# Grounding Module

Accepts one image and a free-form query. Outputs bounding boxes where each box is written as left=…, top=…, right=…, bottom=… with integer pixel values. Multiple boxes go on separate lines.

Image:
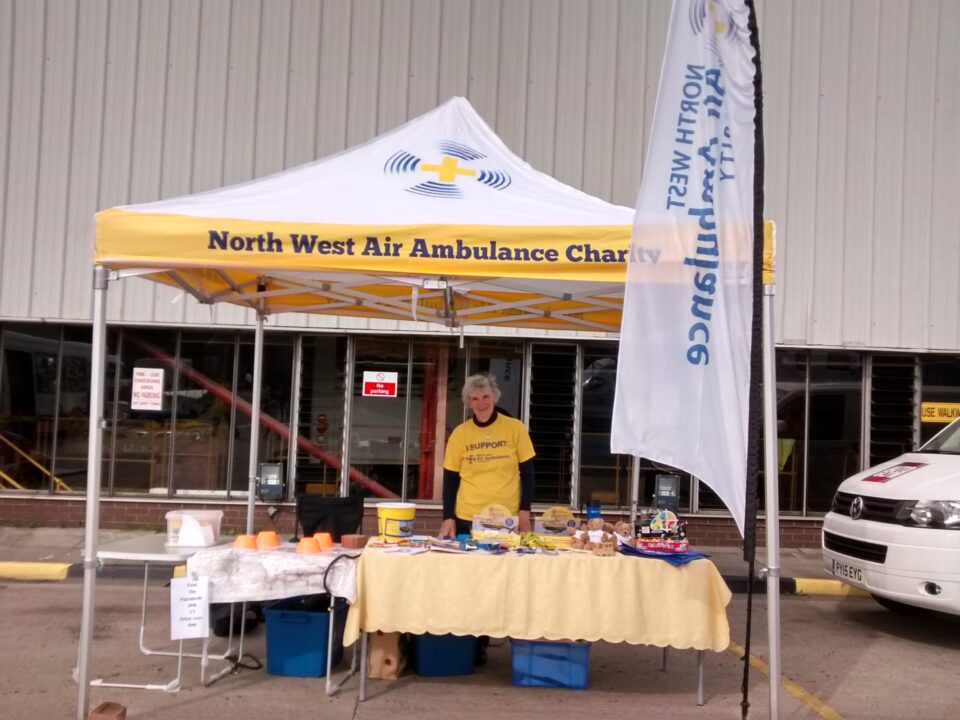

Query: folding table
left=345, top=547, right=733, bottom=703
left=186, top=543, right=360, bottom=694
left=88, top=534, right=234, bottom=693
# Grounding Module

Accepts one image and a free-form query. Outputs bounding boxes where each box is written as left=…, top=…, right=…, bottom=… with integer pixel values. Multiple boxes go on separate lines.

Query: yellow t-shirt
left=443, top=413, right=536, bottom=521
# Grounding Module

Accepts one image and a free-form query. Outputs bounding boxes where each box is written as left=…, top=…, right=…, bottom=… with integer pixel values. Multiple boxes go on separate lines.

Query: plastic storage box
left=264, top=596, right=346, bottom=677
left=165, top=509, right=223, bottom=546
left=510, top=640, right=590, bottom=689
left=413, top=633, right=477, bottom=676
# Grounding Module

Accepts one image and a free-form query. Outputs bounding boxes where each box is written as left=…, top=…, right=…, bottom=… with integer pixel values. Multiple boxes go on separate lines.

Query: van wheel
left=871, top=594, right=923, bottom=615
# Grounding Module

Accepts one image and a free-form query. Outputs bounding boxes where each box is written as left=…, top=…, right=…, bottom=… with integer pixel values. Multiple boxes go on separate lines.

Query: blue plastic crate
left=413, top=633, right=477, bottom=676
left=264, top=596, right=345, bottom=677
left=510, top=640, right=590, bottom=689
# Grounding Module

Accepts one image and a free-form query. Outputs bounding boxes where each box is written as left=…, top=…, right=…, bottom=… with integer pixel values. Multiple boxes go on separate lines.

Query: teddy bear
left=571, top=517, right=616, bottom=556
left=612, top=521, right=635, bottom=548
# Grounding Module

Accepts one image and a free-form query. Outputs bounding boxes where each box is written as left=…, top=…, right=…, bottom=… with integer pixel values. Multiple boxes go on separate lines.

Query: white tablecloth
left=187, top=545, right=359, bottom=603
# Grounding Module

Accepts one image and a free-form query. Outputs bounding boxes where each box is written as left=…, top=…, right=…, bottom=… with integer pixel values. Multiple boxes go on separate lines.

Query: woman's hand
left=439, top=518, right=457, bottom=539
left=518, top=510, right=532, bottom=533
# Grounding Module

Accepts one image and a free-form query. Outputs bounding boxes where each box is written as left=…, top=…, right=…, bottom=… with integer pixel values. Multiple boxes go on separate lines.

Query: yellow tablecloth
left=344, top=548, right=732, bottom=652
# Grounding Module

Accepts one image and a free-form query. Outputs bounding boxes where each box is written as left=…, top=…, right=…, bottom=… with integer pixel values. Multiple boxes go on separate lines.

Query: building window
left=579, top=345, right=631, bottom=508
left=806, top=351, right=862, bottom=512
left=775, top=350, right=808, bottom=513
left=110, top=328, right=178, bottom=495
left=232, top=333, right=295, bottom=495
left=528, top=343, right=577, bottom=505
left=919, top=356, right=960, bottom=445
left=0, top=323, right=81, bottom=493
left=295, top=335, right=348, bottom=496
left=349, top=336, right=413, bottom=499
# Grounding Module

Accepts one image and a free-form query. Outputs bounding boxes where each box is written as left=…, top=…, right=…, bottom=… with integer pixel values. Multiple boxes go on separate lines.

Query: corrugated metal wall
left=0, top=0, right=958, bottom=350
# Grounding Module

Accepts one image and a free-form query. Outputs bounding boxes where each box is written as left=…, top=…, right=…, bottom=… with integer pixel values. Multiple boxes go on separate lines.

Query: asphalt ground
left=6, top=526, right=960, bottom=720
left=3, top=576, right=959, bottom=720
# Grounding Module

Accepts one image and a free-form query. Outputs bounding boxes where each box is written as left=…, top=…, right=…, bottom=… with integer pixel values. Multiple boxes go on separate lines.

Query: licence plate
left=831, top=558, right=864, bottom=583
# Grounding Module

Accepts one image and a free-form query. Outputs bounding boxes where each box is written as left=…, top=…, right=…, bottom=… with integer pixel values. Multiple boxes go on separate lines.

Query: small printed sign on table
left=170, top=576, right=210, bottom=640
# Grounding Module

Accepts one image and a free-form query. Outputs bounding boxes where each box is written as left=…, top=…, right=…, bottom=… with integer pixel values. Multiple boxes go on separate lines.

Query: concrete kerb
left=0, top=561, right=72, bottom=581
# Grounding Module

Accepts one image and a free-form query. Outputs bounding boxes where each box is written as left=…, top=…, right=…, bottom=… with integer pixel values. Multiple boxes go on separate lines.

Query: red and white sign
left=863, top=462, right=927, bottom=483
left=362, top=371, right=398, bottom=397
left=131, top=367, right=165, bottom=411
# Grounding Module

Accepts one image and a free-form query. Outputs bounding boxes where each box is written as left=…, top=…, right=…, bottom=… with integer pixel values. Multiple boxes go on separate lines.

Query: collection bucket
left=377, top=502, right=416, bottom=542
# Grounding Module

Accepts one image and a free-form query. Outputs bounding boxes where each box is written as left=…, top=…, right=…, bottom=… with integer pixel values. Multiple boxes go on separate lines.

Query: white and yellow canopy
left=96, top=97, right=639, bottom=332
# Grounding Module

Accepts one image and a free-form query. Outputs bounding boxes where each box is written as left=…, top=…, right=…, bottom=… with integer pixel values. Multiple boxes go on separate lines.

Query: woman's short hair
left=462, top=373, right=501, bottom=406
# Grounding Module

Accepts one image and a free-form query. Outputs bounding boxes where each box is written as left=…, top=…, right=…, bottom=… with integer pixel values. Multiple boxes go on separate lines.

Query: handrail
left=0, top=467, right=27, bottom=490
left=0, top=432, right=72, bottom=491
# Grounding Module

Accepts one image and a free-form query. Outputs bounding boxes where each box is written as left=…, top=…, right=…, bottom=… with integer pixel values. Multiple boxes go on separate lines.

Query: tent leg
left=630, top=455, right=640, bottom=527
left=246, top=305, right=265, bottom=534
left=762, top=285, right=782, bottom=718
left=76, top=265, right=110, bottom=720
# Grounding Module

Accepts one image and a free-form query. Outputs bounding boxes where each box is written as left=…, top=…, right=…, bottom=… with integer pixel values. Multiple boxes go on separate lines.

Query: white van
left=822, top=418, right=960, bottom=615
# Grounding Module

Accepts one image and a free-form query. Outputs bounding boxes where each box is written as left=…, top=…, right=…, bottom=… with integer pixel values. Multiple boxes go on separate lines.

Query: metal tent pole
left=630, top=456, right=640, bottom=527
left=762, top=284, right=782, bottom=718
left=76, top=265, right=110, bottom=720
left=246, top=303, right=265, bottom=534
left=340, top=337, right=355, bottom=497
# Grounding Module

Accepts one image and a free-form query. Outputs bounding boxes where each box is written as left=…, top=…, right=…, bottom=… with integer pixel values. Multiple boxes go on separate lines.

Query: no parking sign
left=362, top=371, right=398, bottom=397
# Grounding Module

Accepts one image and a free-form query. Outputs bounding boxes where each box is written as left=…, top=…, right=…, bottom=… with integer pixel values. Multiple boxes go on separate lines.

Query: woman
left=439, top=374, right=536, bottom=538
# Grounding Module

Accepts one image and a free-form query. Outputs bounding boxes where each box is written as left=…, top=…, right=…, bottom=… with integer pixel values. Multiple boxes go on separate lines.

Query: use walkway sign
left=921, top=402, right=960, bottom=423
left=363, top=371, right=398, bottom=397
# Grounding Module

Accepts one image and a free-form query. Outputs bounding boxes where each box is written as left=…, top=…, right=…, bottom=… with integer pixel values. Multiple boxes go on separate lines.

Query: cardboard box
left=89, top=702, right=127, bottom=720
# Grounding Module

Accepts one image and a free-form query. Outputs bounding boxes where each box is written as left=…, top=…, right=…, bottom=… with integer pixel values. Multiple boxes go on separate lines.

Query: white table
left=187, top=543, right=361, bottom=694
left=91, top=534, right=234, bottom=693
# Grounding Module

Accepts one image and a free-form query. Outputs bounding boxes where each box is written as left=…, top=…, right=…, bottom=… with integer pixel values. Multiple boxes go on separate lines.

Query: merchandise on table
left=622, top=508, right=691, bottom=554
left=570, top=517, right=617, bottom=556
left=165, top=509, right=223, bottom=547
left=471, top=503, right=521, bottom=545
left=341, top=533, right=370, bottom=549
left=535, top=506, right=578, bottom=535
left=233, top=534, right=256, bottom=549
left=376, top=502, right=417, bottom=542
left=634, top=538, right=689, bottom=553
left=648, top=509, right=681, bottom=534
left=296, top=536, right=321, bottom=554
left=313, top=532, right=334, bottom=551
left=528, top=506, right=578, bottom=548
left=520, top=532, right=572, bottom=550
left=256, top=530, right=280, bottom=549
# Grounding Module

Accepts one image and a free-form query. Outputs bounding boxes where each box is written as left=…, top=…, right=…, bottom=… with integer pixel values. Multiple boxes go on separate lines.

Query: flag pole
left=743, top=2, right=778, bottom=717
left=762, top=245, right=782, bottom=718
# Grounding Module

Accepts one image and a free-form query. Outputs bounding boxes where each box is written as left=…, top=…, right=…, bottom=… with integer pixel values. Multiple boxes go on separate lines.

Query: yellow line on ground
left=0, top=561, right=71, bottom=581
left=795, top=578, right=870, bottom=597
left=728, top=641, right=844, bottom=720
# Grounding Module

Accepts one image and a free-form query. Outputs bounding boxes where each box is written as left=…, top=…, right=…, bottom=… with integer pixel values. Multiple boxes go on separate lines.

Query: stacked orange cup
left=256, top=530, right=279, bottom=550
left=313, top=532, right=334, bottom=551
left=233, top=534, right=256, bottom=549
left=296, top=536, right=321, bottom=554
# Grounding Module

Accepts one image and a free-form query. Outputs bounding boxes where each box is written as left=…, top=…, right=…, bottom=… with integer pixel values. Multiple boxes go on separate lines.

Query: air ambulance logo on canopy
left=384, top=140, right=512, bottom=199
